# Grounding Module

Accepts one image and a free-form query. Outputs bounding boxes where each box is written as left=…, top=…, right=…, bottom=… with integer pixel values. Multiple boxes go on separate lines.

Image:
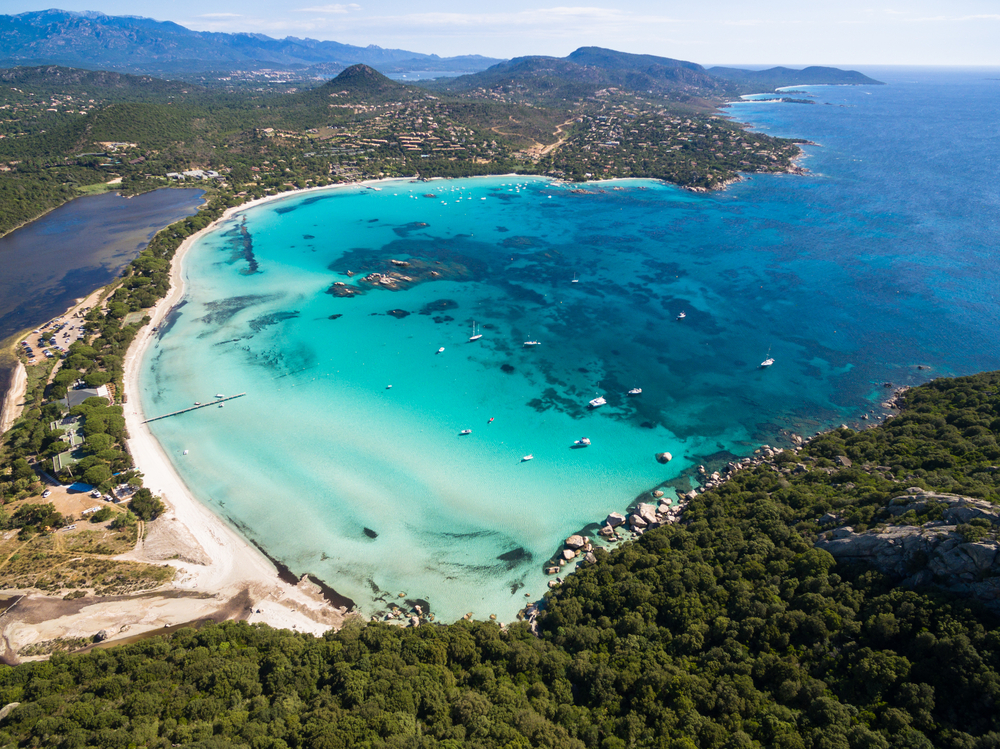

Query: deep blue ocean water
left=140, top=68, right=1000, bottom=621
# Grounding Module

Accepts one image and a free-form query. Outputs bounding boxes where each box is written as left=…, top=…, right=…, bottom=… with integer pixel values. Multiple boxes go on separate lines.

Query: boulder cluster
left=815, top=492, right=1000, bottom=610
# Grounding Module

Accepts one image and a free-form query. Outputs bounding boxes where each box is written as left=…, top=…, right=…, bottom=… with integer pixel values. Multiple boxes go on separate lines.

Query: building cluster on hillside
left=0, top=90, right=101, bottom=138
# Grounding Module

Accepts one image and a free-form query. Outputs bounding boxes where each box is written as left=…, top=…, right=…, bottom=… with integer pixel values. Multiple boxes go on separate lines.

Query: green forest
left=3, top=372, right=1000, bottom=748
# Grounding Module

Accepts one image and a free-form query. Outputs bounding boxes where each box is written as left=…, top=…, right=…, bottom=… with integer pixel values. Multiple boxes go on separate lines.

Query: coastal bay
left=137, top=71, right=1000, bottom=623
left=6, top=68, right=1000, bottom=645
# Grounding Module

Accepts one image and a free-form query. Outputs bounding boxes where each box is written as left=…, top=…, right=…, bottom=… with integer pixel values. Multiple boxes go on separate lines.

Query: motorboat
left=437, top=347, right=445, bottom=353
left=676, top=311, right=686, bottom=320
left=216, top=393, right=224, bottom=398
left=459, top=429, right=472, bottom=435
left=521, top=454, right=534, bottom=462
left=573, top=437, right=591, bottom=447
left=588, top=396, right=607, bottom=408
left=386, top=385, right=393, bottom=389
left=627, top=388, right=642, bottom=396
left=760, top=358, right=775, bottom=368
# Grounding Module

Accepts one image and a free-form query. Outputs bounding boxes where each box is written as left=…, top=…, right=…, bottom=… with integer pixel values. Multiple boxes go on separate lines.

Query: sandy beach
left=1, top=185, right=371, bottom=659
left=118, top=193, right=356, bottom=629
left=0, top=361, right=26, bottom=435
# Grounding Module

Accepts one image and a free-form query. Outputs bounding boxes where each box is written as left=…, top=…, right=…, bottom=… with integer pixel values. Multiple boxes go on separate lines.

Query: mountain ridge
left=0, top=9, right=503, bottom=78
left=430, top=46, right=881, bottom=103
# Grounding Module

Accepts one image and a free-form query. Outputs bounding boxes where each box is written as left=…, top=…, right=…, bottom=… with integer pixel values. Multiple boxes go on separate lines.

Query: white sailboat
left=760, top=347, right=774, bottom=368
left=588, top=396, right=607, bottom=408
left=469, top=321, right=482, bottom=341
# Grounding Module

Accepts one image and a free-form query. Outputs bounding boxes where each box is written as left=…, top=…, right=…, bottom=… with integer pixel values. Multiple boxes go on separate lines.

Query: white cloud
left=910, top=14, right=1000, bottom=22
left=296, top=3, right=360, bottom=13
left=319, top=6, right=687, bottom=41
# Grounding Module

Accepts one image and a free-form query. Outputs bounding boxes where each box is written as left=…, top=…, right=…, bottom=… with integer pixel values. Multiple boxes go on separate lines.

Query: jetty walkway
left=143, top=393, right=246, bottom=423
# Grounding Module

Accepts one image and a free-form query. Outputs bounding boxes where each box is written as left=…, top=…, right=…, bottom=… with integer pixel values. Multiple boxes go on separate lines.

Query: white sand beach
left=2, top=186, right=372, bottom=658
left=118, top=195, right=354, bottom=629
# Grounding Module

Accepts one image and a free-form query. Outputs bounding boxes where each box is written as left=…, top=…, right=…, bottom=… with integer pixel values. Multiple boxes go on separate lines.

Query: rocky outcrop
left=604, top=512, right=626, bottom=528
left=815, top=493, right=1000, bottom=610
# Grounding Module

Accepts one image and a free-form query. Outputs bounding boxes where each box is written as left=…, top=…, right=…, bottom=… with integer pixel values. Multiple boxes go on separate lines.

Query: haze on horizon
left=6, top=0, right=1000, bottom=67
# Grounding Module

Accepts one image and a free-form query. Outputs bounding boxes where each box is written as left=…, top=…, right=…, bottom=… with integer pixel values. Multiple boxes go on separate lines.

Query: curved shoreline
left=120, top=188, right=362, bottom=636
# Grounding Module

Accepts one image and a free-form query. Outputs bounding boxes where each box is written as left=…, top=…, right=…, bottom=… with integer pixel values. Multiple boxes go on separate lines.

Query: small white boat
left=386, top=385, right=393, bottom=389
left=459, top=429, right=472, bottom=435
left=216, top=393, right=224, bottom=398
left=521, top=454, right=534, bottom=462
left=182, top=449, right=189, bottom=455
left=524, top=340, right=540, bottom=346
left=437, top=347, right=445, bottom=354
left=574, top=437, right=591, bottom=447
left=627, top=388, right=642, bottom=396
left=469, top=321, right=482, bottom=341
left=194, top=402, right=201, bottom=406
left=571, top=273, right=579, bottom=283
left=676, top=311, right=686, bottom=320
left=588, top=396, right=607, bottom=408
left=760, top=358, right=775, bottom=368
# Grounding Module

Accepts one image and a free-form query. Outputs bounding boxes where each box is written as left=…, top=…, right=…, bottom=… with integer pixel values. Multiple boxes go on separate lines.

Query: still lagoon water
left=140, top=69, right=1000, bottom=620
left=0, top=188, right=204, bottom=410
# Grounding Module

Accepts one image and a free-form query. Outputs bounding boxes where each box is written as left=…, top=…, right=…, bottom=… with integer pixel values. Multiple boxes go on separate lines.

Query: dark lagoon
left=0, top=187, right=204, bottom=404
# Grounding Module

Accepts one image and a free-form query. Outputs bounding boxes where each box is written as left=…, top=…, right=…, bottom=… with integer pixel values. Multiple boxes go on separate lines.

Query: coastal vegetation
left=0, top=57, right=810, bottom=237
left=1, top=372, right=999, bottom=746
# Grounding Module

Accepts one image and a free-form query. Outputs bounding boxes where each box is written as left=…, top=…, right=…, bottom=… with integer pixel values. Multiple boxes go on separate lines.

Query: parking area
left=18, top=309, right=93, bottom=364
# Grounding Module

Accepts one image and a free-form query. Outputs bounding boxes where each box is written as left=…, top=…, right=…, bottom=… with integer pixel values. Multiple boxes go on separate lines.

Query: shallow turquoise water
left=140, top=70, right=1000, bottom=620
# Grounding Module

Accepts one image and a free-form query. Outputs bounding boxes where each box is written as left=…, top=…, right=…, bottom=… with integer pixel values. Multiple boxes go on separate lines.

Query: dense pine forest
left=2, top=373, right=1000, bottom=748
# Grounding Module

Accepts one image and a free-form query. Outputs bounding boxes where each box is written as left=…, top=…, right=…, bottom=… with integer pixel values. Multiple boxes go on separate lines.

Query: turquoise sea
left=139, top=68, right=1000, bottom=621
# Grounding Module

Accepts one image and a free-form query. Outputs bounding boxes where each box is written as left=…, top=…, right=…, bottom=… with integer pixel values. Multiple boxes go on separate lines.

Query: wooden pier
left=143, top=393, right=246, bottom=423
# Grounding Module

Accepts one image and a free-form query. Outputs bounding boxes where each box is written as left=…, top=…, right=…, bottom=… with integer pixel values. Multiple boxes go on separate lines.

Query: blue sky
left=9, top=1, right=1000, bottom=65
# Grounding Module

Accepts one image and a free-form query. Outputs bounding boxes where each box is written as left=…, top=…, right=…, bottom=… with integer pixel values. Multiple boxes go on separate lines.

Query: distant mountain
left=431, top=47, right=882, bottom=103
left=709, top=65, right=883, bottom=90
left=0, top=9, right=502, bottom=78
left=430, top=47, right=730, bottom=103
